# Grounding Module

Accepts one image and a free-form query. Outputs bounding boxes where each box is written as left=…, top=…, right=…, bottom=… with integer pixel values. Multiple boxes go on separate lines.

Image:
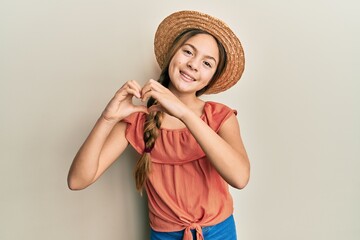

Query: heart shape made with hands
left=128, top=86, right=164, bottom=114
left=122, top=79, right=189, bottom=119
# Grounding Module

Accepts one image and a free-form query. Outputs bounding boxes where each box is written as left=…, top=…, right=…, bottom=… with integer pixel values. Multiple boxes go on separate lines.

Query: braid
left=134, top=67, right=168, bottom=193
left=134, top=103, right=164, bottom=192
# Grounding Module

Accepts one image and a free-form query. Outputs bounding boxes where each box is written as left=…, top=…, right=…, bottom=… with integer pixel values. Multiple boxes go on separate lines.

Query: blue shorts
left=150, top=215, right=237, bottom=240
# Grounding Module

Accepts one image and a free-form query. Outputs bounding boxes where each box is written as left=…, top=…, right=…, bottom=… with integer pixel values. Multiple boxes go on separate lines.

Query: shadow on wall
left=65, top=145, right=150, bottom=239
left=103, top=146, right=151, bottom=239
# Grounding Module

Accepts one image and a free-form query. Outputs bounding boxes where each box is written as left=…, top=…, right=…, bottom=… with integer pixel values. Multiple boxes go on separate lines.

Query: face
left=168, top=33, right=219, bottom=95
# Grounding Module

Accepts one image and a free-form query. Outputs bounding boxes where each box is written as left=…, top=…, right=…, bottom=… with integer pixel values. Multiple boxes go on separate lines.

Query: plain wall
left=1, top=0, right=359, bottom=239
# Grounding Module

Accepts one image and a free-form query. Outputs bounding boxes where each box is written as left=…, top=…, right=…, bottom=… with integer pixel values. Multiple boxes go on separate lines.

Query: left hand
left=141, top=79, right=190, bottom=119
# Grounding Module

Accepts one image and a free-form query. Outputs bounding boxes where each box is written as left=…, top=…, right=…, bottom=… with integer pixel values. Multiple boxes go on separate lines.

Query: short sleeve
left=202, top=101, right=237, bottom=132
left=121, top=112, right=146, bottom=154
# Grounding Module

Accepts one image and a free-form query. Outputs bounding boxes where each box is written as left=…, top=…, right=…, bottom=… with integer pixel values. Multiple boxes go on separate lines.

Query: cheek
left=203, top=70, right=216, bottom=83
left=168, top=59, right=175, bottom=71
left=171, top=51, right=186, bottom=67
left=168, top=61, right=178, bottom=79
left=169, top=58, right=183, bottom=74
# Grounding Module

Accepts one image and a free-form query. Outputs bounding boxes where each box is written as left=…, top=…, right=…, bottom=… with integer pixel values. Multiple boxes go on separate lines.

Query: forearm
left=181, top=110, right=250, bottom=189
left=67, top=116, right=118, bottom=189
left=67, top=81, right=148, bottom=190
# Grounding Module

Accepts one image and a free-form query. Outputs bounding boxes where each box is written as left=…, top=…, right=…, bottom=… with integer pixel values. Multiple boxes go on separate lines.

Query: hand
left=101, top=80, right=148, bottom=123
left=141, top=79, right=190, bottom=120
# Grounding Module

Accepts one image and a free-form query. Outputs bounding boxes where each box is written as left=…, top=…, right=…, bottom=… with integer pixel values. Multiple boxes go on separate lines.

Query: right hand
left=101, top=80, right=148, bottom=123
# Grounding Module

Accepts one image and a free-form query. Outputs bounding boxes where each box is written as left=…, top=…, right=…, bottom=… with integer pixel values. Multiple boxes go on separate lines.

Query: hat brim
left=154, top=10, right=245, bottom=94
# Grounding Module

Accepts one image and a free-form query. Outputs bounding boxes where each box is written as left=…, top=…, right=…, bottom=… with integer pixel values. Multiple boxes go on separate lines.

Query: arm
left=67, top=119, right=128, bottom=190
left=181, top=110, right=250, bottom=189
left=141, top=80, right=250, bottom=189
left=67, top=80, right=147, bottom=190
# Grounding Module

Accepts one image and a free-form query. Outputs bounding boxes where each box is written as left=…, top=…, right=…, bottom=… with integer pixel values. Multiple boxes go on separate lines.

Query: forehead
left=183, top=33, right=219, bottom=61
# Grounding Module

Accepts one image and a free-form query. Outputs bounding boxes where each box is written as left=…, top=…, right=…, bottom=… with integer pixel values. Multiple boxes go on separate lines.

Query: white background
left=1, top=0, right=359, bottom=239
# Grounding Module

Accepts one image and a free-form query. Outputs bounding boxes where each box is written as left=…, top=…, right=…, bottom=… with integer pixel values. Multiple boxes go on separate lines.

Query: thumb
left=148, top=104, right=164, bottom=113
left=133, top=105, right=149, bottom=114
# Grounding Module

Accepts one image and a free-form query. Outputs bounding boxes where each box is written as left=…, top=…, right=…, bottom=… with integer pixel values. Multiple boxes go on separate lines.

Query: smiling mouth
left=180, top=71, right=195, bottom=82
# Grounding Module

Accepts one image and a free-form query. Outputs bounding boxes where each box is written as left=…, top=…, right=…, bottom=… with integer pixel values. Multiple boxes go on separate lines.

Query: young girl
left=68, top=10, right=250, bottom=240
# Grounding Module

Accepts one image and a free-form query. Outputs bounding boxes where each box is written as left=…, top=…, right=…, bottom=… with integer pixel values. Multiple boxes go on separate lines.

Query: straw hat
left=154, top=10, right=245, bottom=94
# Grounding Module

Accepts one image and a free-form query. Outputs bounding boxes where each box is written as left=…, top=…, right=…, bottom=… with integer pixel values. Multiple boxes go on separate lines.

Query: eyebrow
left=183, top=43, right=217, bottom=64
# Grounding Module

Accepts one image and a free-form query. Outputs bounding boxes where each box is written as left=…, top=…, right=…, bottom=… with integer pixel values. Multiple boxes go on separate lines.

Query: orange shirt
left=123, top=101, right=237, bottom=240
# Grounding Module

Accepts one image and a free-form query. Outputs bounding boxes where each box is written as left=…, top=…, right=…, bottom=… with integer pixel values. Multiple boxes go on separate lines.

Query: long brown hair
left=134, top=29, right=227, bottom=192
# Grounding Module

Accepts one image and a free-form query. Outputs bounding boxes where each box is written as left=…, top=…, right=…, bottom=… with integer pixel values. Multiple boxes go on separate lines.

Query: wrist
left=99, top=113, right=121, bottom=126
left=179, top=108, right=197, bottom=125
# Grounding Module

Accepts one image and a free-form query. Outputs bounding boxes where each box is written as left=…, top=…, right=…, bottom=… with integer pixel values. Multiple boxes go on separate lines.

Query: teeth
left=181, top=71, right=194, bottom=81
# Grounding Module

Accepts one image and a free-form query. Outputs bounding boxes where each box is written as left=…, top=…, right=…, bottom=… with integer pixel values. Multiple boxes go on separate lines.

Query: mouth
left=180, top=71, right=195, bottom=82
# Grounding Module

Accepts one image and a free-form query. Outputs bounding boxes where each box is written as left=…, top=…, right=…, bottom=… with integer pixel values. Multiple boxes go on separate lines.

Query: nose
left=187, top=58, right=199, bottom=72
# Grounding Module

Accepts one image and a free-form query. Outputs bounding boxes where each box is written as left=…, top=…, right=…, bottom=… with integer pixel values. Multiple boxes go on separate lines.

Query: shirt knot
left=183, top=223, right=203, bottom=240
left=189, top=223, right=200, bottom=229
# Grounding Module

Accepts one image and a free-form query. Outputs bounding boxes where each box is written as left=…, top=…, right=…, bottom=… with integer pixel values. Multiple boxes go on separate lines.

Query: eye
left=183, top=49, right=193, bottom=56
left=203, top=61, right=212, bottom=68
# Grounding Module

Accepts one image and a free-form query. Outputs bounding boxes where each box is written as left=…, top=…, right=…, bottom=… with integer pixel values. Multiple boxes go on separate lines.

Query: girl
left=68, top=10, right=250, bottom=240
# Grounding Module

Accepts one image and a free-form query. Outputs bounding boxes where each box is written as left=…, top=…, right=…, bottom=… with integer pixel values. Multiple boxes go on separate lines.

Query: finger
left=142, top=86, right=164, bottom=103
left=148, top=79, right=166, bottom=92
left=148, top=104, right=165, bottom=113
left=127, top=80, right=142, bottom=92
left=126, top=87, right=142, bottom=99
left=141, top=79, right=168, bottom=102
left=126, top=80, right=142, bottom=98
left=141, top=81, right=155, bottom=102
left=141, top=81, right=152, bottom=97
left=133, top=105, right=149, bottom=114
left=114, top=85, right=136, bottom=100
left=141, top=88, right=152, bottom=102
left=141, top=79, right=161, bottom=94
